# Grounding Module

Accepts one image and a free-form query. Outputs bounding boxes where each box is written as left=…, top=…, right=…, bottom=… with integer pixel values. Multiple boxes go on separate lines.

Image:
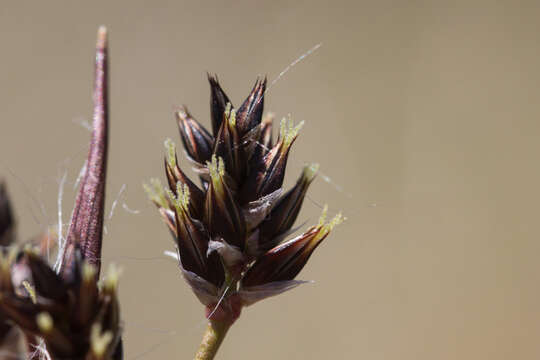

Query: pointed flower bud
left=166, top=182, right=223, bottom=286
left=242, top=206, right=343, bottom=287
left=205, top=155, right=246, bottom=249
left=164, top=139, right=205, bottom=219
left=176, top=107, right=214, bottom=165
left=258, top=163, right=319, bottom=251
left=235, top=77, right=266, bottom=136
left=213, top=105, right=246, bottom=183
left=241, top=117, right=304, bottom=203
left=208, top=74, right=232, bottom=136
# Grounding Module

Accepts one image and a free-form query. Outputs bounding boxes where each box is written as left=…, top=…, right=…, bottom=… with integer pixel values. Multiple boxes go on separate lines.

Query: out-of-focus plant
left=0, top=27, right=122, bottom=360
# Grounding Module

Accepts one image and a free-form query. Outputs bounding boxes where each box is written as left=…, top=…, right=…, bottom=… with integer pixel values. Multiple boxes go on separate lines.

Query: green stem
left=194, top=319, right=232, bottom=360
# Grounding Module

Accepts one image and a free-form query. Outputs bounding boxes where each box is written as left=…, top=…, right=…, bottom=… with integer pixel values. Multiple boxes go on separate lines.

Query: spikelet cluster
left=146, top=76, right=342, bottom=319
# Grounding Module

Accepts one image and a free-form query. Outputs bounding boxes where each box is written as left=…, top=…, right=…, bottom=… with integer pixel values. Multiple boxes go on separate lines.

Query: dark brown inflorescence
left=145, top=75, right=342, bottom=321
left=0, top=27, right=122, bottom=360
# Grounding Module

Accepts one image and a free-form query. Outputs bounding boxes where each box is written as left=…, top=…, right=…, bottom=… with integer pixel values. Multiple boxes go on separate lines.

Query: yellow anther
left=218, top=157, right=225, bottom=177
left=207, top=155, right=226, bottom=195
left=143, top=178, right=168, bottom=209
left=208, top=155, right=218, bottom=179
left=208, top=155, right=225, bottom=180
left=165, top=188, right=182, bottom=216
left=224, top=102, right=232, bottom=118
left=326, top=212, right=344, bottom=231
left=164, top=138, right=177, bottom=168
left=279, top=117, right=286, bottom=140
left=22, top=280, right=37, bottom=304
left=228, top=109, right=237, bottom=127
left=90, top=323, right=114, bottom=357
left=279, top=116, right=304, bottom=149
left=103, top=263, right=122, bottom=292
left=317, top=205, right=328, bottom=227
left=314, top=207, right=344, bottom=243
left=82, top=262, right=97, bottom=283
left=182, top=184, right=190, bottom=209
left=175, top=182, right=191, bottom=211
left=303, top=163, right=320, bottom=182
left=36, top=312, right=53, bottom=333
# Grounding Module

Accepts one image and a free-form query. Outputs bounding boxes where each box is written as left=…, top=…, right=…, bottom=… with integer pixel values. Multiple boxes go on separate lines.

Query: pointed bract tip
left=303, top=163, right=319, bottom=182
left=97, top=26, right=107, bottom=49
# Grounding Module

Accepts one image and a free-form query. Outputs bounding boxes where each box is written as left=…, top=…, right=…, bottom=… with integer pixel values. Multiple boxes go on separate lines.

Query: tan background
left=1, top=0, right=540, bottom=359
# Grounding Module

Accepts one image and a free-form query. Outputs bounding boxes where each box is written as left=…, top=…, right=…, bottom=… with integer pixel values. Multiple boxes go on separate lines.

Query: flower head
left=146, top=74, right=342, bottom=320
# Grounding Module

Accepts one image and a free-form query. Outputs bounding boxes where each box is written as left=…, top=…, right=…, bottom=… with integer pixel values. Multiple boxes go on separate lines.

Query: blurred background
left=1, top=0, right=540, bottom=359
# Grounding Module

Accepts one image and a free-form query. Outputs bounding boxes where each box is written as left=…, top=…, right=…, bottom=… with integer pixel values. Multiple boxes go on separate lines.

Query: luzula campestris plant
left=145, top=76, right=343, bottom=359
left=0, top=27, right=122, bottom=360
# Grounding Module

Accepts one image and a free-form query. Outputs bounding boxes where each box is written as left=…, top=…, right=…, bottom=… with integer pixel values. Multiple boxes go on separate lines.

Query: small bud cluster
left=0, top=248, right=122, bottom=359
left=146, top=75, right=342, bottom=320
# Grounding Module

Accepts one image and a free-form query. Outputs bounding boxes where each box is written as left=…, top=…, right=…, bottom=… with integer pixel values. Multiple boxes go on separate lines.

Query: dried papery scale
left=0, top=27, right=123, bottom=360
left=146, top=74, right=343, bottom=359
